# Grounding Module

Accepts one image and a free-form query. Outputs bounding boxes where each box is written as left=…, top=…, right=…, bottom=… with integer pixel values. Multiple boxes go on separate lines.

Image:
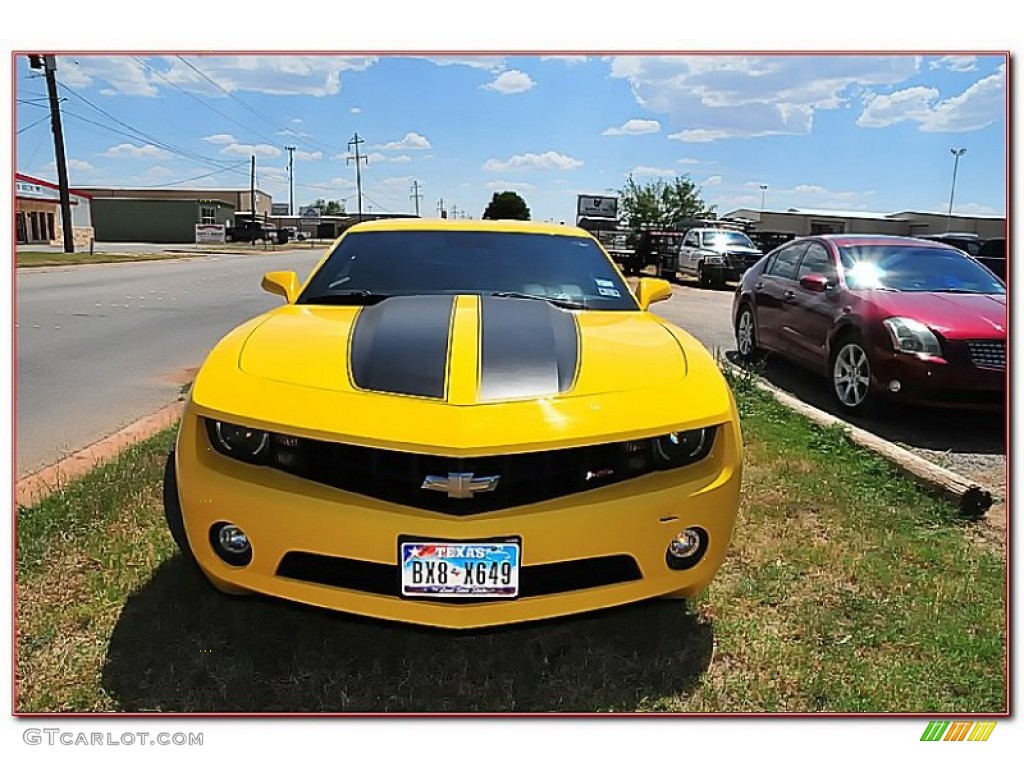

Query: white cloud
left=603, top=118, right=661, bottom=136
left=610, top=55, right=920, bottom=141
left=678, top=157, right=705, bottom=165
left=56, top=56, right=158, bottom=97
left=157, top=55, right=377, bottom=97
left=202, top=133, right=237, bottom=144
left=325, top=177, right=358, bottom=191
left=366, top=152, right=413, bottom=164
left=220, top=143, right=282, bottom=158
left=99, top=88, right=117, bottom=97
left=101, top=143, right=171, bottom=159
left=46, top=158, right=96, bottom=174
left=929, top=56, right=978, bottom=72
left=630, top=165, right=677, bottom=177
left=482, top=70, right=536, bottom=95
left=483, top=151, right=583, bottom=172
left=945, top=201, right=998, bottom=215
left=857, top=64, right=1005, bottom=133
left=540, top=56, right=588, bottom=65
left=376, top=132, right=432, bottom=151
left=419, top=56, right=506, bottom=72
left=350, top=107, right=362, bottom=114
left=291, top=117, right=304, bottom=124
left=703, top=175, right=723, bottom=186
left=293, top=150, right=323, bottom=161
left=485, top=180, right=537, bottom=192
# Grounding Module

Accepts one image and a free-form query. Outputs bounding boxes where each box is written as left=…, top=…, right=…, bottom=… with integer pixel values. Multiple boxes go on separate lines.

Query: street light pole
left=947, top=148, right=967, bottom=230
left=759, top=184, right=768, bottom=211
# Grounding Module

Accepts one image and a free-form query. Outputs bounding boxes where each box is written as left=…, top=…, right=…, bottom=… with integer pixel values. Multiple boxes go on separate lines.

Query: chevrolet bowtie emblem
left=421, top=472, right=501, bottom=499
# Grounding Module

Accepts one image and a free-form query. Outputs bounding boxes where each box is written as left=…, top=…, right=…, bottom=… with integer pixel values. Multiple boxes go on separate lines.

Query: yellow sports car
left=164, top=219, right=742, bottom=629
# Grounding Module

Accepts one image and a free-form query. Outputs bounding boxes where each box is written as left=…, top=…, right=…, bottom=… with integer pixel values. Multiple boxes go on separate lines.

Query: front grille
left=257, top=427, right=717, bottom=515
left=724, top=251, right=761, bottom=270
left=967, top=340, right=1006, bottom=371
left=276, top=551, right=643, bottom=602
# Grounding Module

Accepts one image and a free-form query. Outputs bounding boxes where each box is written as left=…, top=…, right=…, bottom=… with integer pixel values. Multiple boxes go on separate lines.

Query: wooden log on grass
left=725, top=362, right=994, bottom=518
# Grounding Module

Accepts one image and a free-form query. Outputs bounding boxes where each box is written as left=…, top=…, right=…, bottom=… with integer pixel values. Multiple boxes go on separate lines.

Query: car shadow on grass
left=725, top=351, right=1005, bottom=456
left=102, top=557, right=714, bottom=713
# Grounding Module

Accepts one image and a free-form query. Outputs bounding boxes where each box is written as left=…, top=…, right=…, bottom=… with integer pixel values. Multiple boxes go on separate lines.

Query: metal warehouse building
left=90, top=197, right=236, bottom=243
left=723, top=207, right=1006, bottom=240
left=79, top=186, right=273, bottom=218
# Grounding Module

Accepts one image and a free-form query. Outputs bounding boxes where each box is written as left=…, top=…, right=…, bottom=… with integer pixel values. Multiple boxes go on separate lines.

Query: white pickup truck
left=677, top=228, right=763, bottom=287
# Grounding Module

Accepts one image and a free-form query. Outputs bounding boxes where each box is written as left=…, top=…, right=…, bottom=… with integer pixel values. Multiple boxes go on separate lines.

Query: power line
left=144, top=162, right=250, bottom=188
left=17, top=114, right=52, bottom=134
left=174, top=56, right=343, bottom=156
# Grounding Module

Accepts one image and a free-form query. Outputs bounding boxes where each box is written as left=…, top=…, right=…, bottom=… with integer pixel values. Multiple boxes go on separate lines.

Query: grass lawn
left=14, top=376, right=1005, bottom=713
left=16, top=251, right=206, bottom=268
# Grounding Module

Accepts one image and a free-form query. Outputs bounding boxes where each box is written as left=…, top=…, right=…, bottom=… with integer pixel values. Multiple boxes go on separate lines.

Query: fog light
left=666, top=526, right=708, bottom=571
left=210, top=522, right=253, bottom=566
left=888, top=379, right=902, bottom=393
left=669, top=529, right=701, bottom=558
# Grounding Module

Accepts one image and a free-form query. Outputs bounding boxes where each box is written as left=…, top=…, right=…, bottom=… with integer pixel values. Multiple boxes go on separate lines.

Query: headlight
left=207, top=420, right=270, bottom=461
left=705, top=255, right=724, bottom=265
left=652, top=427, right=716, bottom=469
left=882, top=317, right=943, bottom=356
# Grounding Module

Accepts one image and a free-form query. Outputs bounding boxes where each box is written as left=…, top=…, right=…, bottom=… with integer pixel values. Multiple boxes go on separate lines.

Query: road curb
left=16, top=401, right=184, bottom=507
left=724, top=361, right=995, bottom=518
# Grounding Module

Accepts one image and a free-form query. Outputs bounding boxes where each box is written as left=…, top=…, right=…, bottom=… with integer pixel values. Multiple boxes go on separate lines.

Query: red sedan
left=732, top=235, right=1006, bottom=412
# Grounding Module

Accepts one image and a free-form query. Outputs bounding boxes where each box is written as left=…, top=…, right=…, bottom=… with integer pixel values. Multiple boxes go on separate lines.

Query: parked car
left=164, top=219, right=743, bottom=629
left=976, top=237, right=1006, bottom=282
left=678, top=228, right=763, bottom=287
left=733, top=235, right=1006, bottom=413
left=916, top=232, right=983, bottom=257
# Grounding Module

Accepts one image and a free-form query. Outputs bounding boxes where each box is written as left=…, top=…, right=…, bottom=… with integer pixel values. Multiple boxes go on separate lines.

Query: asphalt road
left=16, top=248, right=326, bottom=477
left=16, top=262, right=1006, bottom=496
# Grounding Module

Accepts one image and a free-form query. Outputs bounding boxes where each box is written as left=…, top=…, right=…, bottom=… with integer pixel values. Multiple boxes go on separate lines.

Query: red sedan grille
left=967, top=340, right=1006, bottom=371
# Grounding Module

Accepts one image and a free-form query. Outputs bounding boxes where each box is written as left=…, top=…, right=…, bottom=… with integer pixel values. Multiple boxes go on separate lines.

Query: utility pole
left=759, top=184, right=768, bottom=211
left=437, top=197, right=446, bottom=219
left=410, top=180, right=423, bottom=216
left=32, top=55, right=74, bottom=253
left=451, top=203, right=458, bottom=220
left=285, top=145, right=296, bottom=216
left=347, top=133, right=367, bottom=223
left=947, top=147, right=967, bottom=229
left=250, top=155, right=256, bottom=224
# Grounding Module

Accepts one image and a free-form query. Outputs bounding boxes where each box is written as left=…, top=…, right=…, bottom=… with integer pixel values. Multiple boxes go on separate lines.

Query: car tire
left=734, top=303, right=761, bottom=362
left=225, top=233, right=234, bottom=242
left=829, top=334, right=875, bottom=415
left=163, top=451, right=251, bottom=597
left=698, top=263, right=711, bottom=288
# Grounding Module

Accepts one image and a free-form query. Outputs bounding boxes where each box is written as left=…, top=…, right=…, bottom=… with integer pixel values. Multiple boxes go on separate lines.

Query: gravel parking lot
left=653, top=278, right=1007, bottom=517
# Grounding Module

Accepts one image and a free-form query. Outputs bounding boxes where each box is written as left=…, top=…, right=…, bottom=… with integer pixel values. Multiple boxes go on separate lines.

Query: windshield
left=703, top=231, right=755, bottom=248
left=298, top=230, right=639, bottom=310
left=839, top=245, right=1005, bottom=294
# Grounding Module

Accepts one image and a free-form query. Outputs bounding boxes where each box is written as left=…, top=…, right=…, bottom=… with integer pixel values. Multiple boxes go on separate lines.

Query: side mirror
left=635, top=277, right=673, bottom=310
left=799, top=274, right=830, bottom=293
left=261, top=271, right=299, bottom=303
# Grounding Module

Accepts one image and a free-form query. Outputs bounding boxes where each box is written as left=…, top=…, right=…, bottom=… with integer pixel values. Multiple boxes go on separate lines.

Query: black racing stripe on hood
left=479, top=296, right=579, bottom=401
left=349, top=295, right=454, bottom=399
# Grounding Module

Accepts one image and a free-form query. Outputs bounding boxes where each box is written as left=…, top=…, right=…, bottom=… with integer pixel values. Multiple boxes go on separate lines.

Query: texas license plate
left=400, top=540, right=521, bottom=598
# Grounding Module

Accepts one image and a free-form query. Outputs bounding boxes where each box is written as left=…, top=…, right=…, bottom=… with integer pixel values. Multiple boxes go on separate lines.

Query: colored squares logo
left=921, top=721, right=997, bottom=742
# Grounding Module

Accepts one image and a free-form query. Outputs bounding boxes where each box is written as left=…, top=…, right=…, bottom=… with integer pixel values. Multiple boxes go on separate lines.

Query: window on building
left=201, top=206, right=216, bottom=224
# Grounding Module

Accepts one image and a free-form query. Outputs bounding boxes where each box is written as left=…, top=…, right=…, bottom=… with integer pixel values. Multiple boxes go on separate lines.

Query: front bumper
left=870, top=350, right=1006, bottom=410
left=172, top=413, right=743, bottom=629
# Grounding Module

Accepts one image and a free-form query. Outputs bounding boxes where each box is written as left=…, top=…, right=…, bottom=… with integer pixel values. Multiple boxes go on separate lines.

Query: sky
left=14, top=53, right=1007, bottom=223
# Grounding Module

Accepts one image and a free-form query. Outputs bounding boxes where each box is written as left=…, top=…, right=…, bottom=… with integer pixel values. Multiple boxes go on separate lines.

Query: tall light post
left=759, top=184, right=768, bottom=211
left=947, top=148, right=967, bottom=229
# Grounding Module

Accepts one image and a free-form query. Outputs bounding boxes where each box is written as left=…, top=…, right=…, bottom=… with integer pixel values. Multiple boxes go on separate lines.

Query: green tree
left=482, top=191, right=531, bottom=221
left=618, top=174, right=715, bottom=231
left=312, top=198, right=345, bottom=215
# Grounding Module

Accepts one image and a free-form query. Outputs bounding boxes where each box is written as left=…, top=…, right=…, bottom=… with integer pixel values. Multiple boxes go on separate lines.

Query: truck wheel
left=698, top=263, right=711, bottom=288
left=225, top=232, right=234, bottom=242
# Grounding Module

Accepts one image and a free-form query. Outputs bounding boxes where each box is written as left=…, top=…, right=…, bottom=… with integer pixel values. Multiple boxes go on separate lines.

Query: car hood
left=866, top=291, right=1006, bottom=339
left=237, top=295, right=688, bottom=403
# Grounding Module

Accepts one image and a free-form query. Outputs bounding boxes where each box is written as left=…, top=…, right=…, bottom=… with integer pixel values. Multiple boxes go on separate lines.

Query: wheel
left=830, top=335, right=875, bottom=414
left=735, top=303, right=760, bottom=362
left=698, top=263, right=710, bottom=287
left=163, top=451, right=250, bottom=597
left=225, top=232, right=235, bottom=242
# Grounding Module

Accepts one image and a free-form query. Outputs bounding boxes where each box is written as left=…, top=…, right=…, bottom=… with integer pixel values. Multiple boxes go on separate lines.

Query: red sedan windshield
left=839, top=245, right=1004, bottom=294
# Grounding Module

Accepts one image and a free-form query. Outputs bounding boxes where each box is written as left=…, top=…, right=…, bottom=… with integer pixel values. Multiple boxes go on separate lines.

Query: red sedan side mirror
left=799, top=274, right=830, bottom=293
